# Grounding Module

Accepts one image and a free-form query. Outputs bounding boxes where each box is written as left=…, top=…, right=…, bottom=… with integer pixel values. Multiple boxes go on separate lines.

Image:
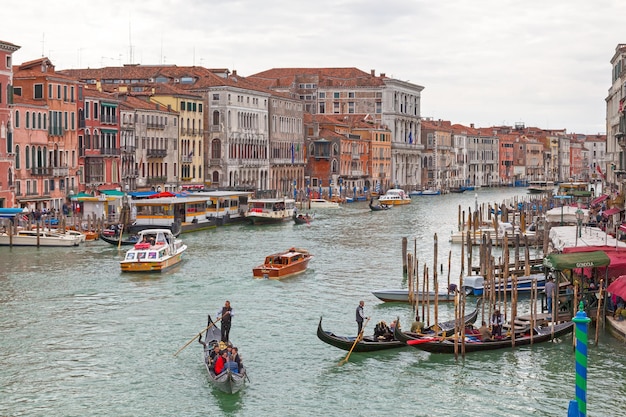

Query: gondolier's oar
left=173, top=317, right=222, bottom=357
left=339, top=318, right=370, bottom=366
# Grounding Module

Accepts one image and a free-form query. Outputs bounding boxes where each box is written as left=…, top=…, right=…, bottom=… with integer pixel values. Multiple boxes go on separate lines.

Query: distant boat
left=0, top=229, right=82, bottom=247
left=299, top=198, right=340, bottom=209
left=371, top=288, right=456, bottom=303
left=410, top=189, right=441, bottom=196
left=245, top=198, right=296, bottom=225
left=379, top=189, right=411, bottom=205
left=449, top=187, right=466, bottom=193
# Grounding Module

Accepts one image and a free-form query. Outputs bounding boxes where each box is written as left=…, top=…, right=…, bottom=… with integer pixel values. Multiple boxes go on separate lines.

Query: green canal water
left=1, top=188, right=625, bottom=417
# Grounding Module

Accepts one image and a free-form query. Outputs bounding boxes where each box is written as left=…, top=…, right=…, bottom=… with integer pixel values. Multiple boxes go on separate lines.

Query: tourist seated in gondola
left=374, top=321, right=392, bottom=340
left=478, top=321, right=492, bottom=341
left=231, top=346, right=242, bottom=372
left=410, top=315, right=425, bottom=333
left=213, top=350, right=228, bottom=375
left=209, top=345, right=220, bottom=362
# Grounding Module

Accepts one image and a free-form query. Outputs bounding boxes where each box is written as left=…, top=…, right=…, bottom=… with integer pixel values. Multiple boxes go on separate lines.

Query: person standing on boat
left=544, top=276, right=557, bottom=318
left=356, top=300, right=368, bottom=335
left=217, top=301, right=233, bottom=343
left=491, top=310, right=503, bottom=338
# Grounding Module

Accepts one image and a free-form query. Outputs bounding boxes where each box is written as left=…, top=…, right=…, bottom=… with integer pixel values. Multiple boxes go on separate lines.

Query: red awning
left=620, top=224, right=626, bottom=233
left=603, top=207, right=623, bottom=217
left=148, top=191, right=176, bottom=199
left=591, top=194, right=609, bottom=205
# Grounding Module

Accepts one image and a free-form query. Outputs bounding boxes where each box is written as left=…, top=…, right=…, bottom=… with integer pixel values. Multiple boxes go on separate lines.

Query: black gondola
left=369, top=198, right=391, bottom=211
left=198, top=315, right=247, bottom=394
left=293, top=212, right=313, bottom=225
left=317, top=301, right=480, bottom=352
left=394, top=318, right=574, bottom=354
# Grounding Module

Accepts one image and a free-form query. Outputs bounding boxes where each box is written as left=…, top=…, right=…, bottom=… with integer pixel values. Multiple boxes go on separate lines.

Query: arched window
left=211, top=139, right=221, bottom=159
left=14, top=110, right=20, bottom=128
left=38, top=112, right=42, bottom=129
left=15, top=145, right=21, bottom=169
left=333, top=143, right=339, bottom=156
left=25, top=111, right=30, bottom=128
left=213, top=110, right=220, bottom=125
left=25, top=146, right=30, bottom=169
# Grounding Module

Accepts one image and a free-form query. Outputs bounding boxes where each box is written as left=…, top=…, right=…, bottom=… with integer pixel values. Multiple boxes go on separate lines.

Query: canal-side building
left=13, top=58, right=81, bottom=211
left=607, top=44, right=626, bottom=190
left=247, top=68, right=424, bottom=190
left=452, top=123, right=499, bottom=187
left=420, top=119, right=454, bottom=190
left=0, top=40, right=19, bottom=208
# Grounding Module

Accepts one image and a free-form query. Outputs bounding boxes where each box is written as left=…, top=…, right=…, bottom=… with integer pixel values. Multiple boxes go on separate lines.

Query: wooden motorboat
left=199, top=315, right=247, bottom=394
left=293, top=212, right=314, bottom=225
left=119, top=229, right=187, bottom=272
left=317, top=302, right=480, bottom=352
left=245, top=198, right=296, bottom=225
left=395, top=319, right=574, bottom=354
left=252, top=247, right=313, bottom=279
left=378, top=189, right=411, bottom=206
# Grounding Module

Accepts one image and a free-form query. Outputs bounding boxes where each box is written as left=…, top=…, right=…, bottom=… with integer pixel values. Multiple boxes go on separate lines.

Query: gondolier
left=356, top=300, right=368, bottom=334
left=217, top=301, right=233, bottom=343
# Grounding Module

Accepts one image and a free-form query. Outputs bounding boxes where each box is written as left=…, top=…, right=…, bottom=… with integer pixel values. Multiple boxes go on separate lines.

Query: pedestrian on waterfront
left=356, top=300, right=368, bottom=335
left=216, top=300, right=233, bottom=343
left=544, top=276, right=557, bottom=317
left=491, top=310, right=503, bottom=338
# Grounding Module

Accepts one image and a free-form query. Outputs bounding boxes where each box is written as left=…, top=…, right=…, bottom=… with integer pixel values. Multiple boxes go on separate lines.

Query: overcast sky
left=4, top=0, right=626, bottom=134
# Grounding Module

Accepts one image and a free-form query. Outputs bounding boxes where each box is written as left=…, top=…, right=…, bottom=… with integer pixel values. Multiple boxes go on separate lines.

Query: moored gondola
left=394, top=318, right=574, bottom=354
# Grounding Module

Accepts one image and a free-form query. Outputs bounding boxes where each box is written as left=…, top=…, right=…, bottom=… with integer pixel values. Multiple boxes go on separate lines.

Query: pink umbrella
left=607, top=275, right=626, bottom=300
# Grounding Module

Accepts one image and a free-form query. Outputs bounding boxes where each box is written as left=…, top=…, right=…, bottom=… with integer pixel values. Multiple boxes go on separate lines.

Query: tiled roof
left=248, top=67, right=386, bottom=88
left=118, top=94, right=175, bottom=113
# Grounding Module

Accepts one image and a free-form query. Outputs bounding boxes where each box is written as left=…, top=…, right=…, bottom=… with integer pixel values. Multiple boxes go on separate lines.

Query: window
left=34, top=84, right=44, bottom=99
left=48, top=84, right=52, bottom=99
left=181, top=101, right=186, bottom=111
left=15, top=145, right=20, bottom=169
left=93, top=103, right=98, bottom=119
left=333, top=102, right=339, bottom=113
left=348, top=102, right=355, bottom=114
left=15, top=110, right=19, bottom=128
left=63, top=85, right=67, bottom=101
left=333, top=92, right=340, bottom=99
left=13, top=86, right=21, bottom=96
left=212, top=94, right=219, bottom=101
left=319, top=92, right=325, bottom=99
left=85, top=101, right=90, bottom=119
left=57, top=84, right=61, bottom=99
left=25, top=112, right=30, bottom=128
left=319, top=102, right=325, bottom=114
left=348, top=92, right=355, bottom=98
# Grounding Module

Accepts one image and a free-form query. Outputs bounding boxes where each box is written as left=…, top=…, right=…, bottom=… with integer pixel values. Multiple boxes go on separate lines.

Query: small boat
left=245, top=198, right=296, bottom=225
left=378, top=189, right=411, bottom=205
left=302, top=198, right=340, bottom=209
left=199, top=315, right=247, bottom=394
left=100, top=233, right=142, bottom=246
left=527, top=181, right=555, bottom=194
left=293, top=212, right=314, bottom=225
left=0, top=229, right=82, bottom=247
left=317, top=304, right=480, bottom=352
left=119, top=228, right=187, bottom=272
left=369, top=198, right=391, bottom=211
left=395, top=320, right=574, bottom=354
left=252, top=247, right=313, bottom=279
left=371, top=288, right=457, bottom=303
left=410, top=189, right=441, bottom=196
left=449, top=187, right=466, bottom=193
left=462, top=273, right=546, bottom=296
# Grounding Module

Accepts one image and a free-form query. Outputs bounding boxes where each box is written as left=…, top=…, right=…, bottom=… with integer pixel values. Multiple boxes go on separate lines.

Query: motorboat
left=245, top=198, right=296, bottom=225
left=378, top=189, right=411, bottom=206
left=252, top=247, right=313, bottom=279
left=120, top=229, right=187, bottom=272
left=0, top=229, right=82, bottom=247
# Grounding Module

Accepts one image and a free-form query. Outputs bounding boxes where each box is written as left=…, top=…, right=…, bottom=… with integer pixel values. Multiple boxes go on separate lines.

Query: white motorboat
left=120, top=229, right=187, bottom=272
left=378, top=189, right=411, bottom=206
left=0, top=229, right=82, bottom=247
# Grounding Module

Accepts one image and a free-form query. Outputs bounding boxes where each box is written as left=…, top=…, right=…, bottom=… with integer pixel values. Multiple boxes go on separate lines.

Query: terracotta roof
left=248, top=67, right=386, bottom=88
left=118, top=94, right=175, bottom=113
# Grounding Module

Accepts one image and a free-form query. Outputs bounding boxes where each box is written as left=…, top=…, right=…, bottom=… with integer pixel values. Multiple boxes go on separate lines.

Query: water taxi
left=0, top=229, right=82, bottom=247
left=527, top=180, right=555, bottom=194
left=245, top=198, right=296, bottom=225
left=120, top=229, right=187, bottom=272
left=253, top=247, right=313, bottom=279
left=298, top=198, right=340, bottom=209
left=378, top=189, right=411, bottom=205
left=192, top=191, right=252, bottom=225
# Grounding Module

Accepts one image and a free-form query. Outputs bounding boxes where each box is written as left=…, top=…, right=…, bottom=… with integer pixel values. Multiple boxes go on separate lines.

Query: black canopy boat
left=293, top=212, right=314, bottom=225
left=198, top=315, right=247, bottom=394
left=394, top=317, right=574, bottom=354
left=317, top=300, right=480, bottom=352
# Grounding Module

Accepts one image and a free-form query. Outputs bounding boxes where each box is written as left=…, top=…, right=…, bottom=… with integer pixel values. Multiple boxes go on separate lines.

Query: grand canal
left=1, top=187, right=625, bottom=417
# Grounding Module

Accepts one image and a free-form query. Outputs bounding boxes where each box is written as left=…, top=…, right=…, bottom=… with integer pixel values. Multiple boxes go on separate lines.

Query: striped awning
left=591, top=194, right=609, bottom=205
left=602, top=207, right=623, bottom=217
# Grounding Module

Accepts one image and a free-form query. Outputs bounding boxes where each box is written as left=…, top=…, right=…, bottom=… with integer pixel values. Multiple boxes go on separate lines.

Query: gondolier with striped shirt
left=217, top=300, right=233, bottom=343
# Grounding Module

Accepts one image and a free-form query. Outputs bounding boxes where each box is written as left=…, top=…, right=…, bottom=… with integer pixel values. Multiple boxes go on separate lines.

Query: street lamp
left=576, top=203, right=584, bottom=239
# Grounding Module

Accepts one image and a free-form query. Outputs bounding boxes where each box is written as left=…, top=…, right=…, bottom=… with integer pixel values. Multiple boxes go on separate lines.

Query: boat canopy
left=543, top=251, right=611, bottom=271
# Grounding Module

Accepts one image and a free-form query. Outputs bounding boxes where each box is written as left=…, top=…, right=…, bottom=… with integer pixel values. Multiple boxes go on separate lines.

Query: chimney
left=370, top=69, right=375, bottom=76
left=470, top=123, right=474, bottom=129
left=232, top=69, right=237, bottom=77
left=380, top=73, right=386, bottom=78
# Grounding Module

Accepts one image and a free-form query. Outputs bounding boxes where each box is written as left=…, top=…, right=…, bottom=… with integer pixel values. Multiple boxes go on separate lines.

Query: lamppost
left=576, top=203, right=584, bottom=239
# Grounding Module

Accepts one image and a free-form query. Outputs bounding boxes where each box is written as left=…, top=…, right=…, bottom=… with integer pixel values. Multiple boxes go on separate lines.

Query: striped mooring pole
left=568, top=301, right=591, bottom=417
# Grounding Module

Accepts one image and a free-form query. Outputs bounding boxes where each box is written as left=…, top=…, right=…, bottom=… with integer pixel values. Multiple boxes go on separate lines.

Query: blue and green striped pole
left=568, top=301, right=591, bottom=417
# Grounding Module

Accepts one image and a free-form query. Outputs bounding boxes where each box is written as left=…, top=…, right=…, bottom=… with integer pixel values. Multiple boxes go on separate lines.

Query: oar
left=173, top=317, right=222, bottom=357
left=338, top=318, right=370, bottom=366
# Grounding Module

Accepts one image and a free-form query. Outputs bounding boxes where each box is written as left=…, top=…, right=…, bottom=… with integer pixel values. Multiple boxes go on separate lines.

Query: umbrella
left=149, top=191, right=176, bottom=199
left=607, top=275, right=626, bottom=300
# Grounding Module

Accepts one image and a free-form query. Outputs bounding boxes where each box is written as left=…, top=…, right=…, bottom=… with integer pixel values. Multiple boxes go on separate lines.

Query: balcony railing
left=101, top=115, right=118, bottom=124
left=210, top=125, right=221, bottom=132
left=147, top=176, right=167, bottom=185
left=147, top=122, right=165, bottom=129
left=181, top=155, right=193, bottom=163
left=147, top=149, right=167, bottom=158
left=209, top=158, right=222, bottom=166
left=121, top=145, right=136, bottom=153
left=53, top=167, right=69, bottom=177
left=30, top=167, right=52, bottom=176
left=102, top=148, right=121, bottom=156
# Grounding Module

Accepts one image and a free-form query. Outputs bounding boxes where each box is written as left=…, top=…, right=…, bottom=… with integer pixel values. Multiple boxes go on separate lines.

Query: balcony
left=147, top=176, right=167, bottom=185
left=351, top=152, right=360, bottom=160
left=101, top=115, right=118, bottom=125
left=102, top=148, right=121, bottom=156
left=210, top=125, right=221, bottom=132
left=121, top=145, right=136, bottom=153
left=209, top=158, right=222, bottom=166
left=123, top=169, right=139, bottom=179
left=31, top=167, right=52, bottom=176
left=617, top=132, right=626, bottom=149
left=147, top=122, right=165, bottom=129
left=53, top=167, right=69, bottom=177
left=147, top=149, right=167, bottom=158
left=181, top=156, right=193, bottom=163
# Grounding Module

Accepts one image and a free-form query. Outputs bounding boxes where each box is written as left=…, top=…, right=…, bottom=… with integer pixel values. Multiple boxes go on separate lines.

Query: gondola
left=394, top=319, right=574, bottom=354
left=369, top=198, right=391, bottom=211
left=317, top=300, right=480, bottom=352
left=198, top=315, right=247, bottom=394
left=293, top=212, right=313, bottom=225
